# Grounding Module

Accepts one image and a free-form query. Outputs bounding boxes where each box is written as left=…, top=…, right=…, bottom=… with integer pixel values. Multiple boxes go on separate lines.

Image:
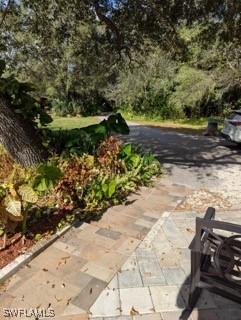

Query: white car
left=222, top=110, right=241, bottom=143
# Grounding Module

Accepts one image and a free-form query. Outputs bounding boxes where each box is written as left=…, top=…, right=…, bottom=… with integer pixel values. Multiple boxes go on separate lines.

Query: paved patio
left=0, top=179, right=192, bottom=319
left=1, top=175, right=241, bottom=319
left=89, top=209, right=241, bottom=320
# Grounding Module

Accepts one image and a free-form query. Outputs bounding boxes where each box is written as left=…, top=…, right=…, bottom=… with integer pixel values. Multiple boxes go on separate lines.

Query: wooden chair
left=188, top=207, right=241, bottom=311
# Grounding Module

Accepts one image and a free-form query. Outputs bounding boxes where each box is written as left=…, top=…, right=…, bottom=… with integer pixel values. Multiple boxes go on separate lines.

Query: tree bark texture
left=0, top=93, right=47, bottom=167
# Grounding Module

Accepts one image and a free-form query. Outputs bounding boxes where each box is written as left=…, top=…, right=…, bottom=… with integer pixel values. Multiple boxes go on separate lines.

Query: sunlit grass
left=120, top=111, right=224, bottom=130
left=47, top=115, right=99, bottom=130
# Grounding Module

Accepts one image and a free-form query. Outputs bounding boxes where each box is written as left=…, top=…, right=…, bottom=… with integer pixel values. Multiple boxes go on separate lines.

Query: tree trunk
left=0, top=94, right=47, bottom=167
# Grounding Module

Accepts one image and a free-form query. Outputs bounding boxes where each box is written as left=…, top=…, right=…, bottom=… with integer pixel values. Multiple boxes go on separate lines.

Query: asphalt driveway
left=124, top=124, right=241, bottom=197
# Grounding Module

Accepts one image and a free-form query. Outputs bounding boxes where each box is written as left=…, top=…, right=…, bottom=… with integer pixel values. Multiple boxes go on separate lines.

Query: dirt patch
left=0, top=234, right=34, bottom=269
left=0, top=208, right=72, bottom=269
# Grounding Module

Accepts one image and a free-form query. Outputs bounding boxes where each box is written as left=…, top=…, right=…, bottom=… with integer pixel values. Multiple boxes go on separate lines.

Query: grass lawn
left=47, top=115, right=99, bottom=130
left=121, top=112, right=225, bottom=134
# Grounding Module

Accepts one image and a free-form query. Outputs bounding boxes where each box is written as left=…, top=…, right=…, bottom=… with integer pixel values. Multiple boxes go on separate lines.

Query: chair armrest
left=189, top=207, right=216, bottom=250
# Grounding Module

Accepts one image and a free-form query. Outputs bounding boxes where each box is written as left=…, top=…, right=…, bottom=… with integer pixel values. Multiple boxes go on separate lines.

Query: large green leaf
left=33, top=165, right=62, bottom=192
left=94, top=125, right=107, bottom=135
left=129, top=154, right=141, bottom=168
left=121, top=143, right=132, bottom=158
left=5, top=199, right=23, bottom=222
left=108, top=179, right=117, bottom=198
left=101, top=182, right=108, bottom=194
left=18, top=185, right=38, bottom=203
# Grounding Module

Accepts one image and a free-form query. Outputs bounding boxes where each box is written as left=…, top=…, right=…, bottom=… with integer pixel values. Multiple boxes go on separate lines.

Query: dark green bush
left=51, top=91, right=113, bottom=117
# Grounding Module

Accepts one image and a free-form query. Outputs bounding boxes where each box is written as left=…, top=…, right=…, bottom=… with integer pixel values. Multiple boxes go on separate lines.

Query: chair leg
left=188, top=287, right=202, bottom=309
left=188, top=249, right=202, bottom=309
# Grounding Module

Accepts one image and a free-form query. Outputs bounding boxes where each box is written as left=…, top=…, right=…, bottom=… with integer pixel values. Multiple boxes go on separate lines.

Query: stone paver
left=89, top=206, right=241, bottom=319
left=162, top=267, right=187, bottom=285
left=138, top=254, right=166, bottom=286
left=80, top=261, right=114, bottom=282
left=71, top=277, right=107, bottom=311
left=150, top=285, right=186, bottom=312
left=96, top=228, right=122, bottom=240
left=119, top=287, right=154, bottom=315
left=62, top=304, right=87, bottom=317
left=0, top=180, right=183, bottom=319
left=89, top=288, right=120, bottom=318
left=118, top=269, right=143, bottom=288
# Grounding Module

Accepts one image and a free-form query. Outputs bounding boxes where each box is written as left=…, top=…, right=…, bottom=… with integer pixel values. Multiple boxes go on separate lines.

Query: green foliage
left=46, top=128, right=93, bottom=156
left=0, top=157, right=63, bottom=237
left=1, top=1, right=241, bottom=121
left=18, top=185, right=38, bottom=203
left=107, top=48, right=177, bottom=119
left=0, top=59, right=52, bottom=128
left=46, top=113, right=129, bottom=156
left=51, top=94, right=113, bottom=117
left=51, top=99, right=74, bottom=117
left=1, top=179, right=38, bottom=234
left=169, top=66, right=216, bottom=118
left=120, top=143, right=161, bottom=184
left=0, top=136, right=161, bottom=239
left=33, top=165, right=62, bottom=192
left=121, top=143, right=141, bottom=169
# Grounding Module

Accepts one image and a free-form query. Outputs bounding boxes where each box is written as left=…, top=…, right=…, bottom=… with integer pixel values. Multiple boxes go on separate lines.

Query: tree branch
left=0, top=0, right=11, bottom=29
left=93, top=1, right=124, bottom=51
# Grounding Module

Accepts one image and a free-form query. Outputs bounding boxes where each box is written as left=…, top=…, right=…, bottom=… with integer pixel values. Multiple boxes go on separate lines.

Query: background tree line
left=1, top=0, right=241, bottom=120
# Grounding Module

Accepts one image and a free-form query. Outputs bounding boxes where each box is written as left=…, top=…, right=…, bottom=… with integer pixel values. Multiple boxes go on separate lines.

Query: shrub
left=44, top=113, right=130, bottom=157
left=169, top=66, right=216, bottom=118
left=0, top=161, right=62, bottom=238
left=0, top=137, right=161, bottom=242
left=51, top=92, right=113, bottom=117
left=106, top=47, right=177, bottom=119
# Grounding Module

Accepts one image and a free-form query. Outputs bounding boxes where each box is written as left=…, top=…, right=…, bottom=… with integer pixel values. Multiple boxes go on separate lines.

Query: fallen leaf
left=130, top=306, right=139, bottom=316
left=61, top=256, right=71, bottom=260
left=54, top=295, right=62, bottom=302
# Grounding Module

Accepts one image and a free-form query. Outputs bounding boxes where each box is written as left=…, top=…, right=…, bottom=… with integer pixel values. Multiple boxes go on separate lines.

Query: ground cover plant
left=0, top=116, right=161, bottom=268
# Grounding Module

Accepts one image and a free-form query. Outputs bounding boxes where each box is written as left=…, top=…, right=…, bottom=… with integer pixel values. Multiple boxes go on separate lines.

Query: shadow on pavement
left=120, top=125, right=241, bottom=188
